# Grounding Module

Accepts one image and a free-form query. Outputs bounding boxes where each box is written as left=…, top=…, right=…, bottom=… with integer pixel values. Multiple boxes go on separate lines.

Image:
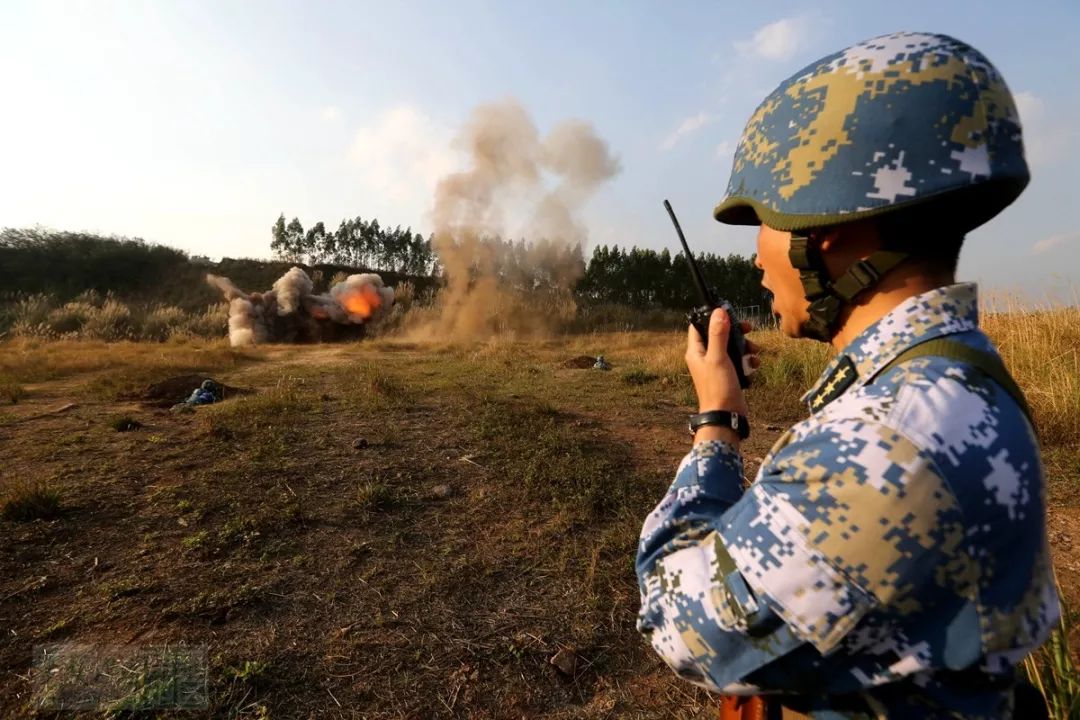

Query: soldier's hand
left=685, top=309, right=758, bottom=417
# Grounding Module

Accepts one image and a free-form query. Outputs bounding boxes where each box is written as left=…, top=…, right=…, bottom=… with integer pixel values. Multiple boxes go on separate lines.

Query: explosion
left=206, top=268, right=394, bottom=346
left=422, top=99, right=620, bottom=340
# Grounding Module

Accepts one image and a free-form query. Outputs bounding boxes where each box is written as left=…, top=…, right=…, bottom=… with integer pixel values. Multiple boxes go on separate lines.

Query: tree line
left=0, top=228, right=433, bottom=311
left=270, top=213, right=770, bottom=312
left=270, top=214, right=438, bottom=276
left=579, top=244, right=767, bottom=311
left=0, top=219, right=769, bottom=316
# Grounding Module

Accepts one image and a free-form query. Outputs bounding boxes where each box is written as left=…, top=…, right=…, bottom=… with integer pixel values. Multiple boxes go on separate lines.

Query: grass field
left=0, top=315, right=1077, bottom=717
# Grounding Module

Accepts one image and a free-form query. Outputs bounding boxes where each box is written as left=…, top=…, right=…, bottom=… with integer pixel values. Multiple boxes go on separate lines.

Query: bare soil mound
left=563, top=355, right=600, bottom=369
left=133, top=374, right=249, bottom=407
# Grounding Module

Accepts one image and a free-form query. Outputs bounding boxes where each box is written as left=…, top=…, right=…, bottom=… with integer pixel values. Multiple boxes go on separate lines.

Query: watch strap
left=689, top=410, right=750, bottom=440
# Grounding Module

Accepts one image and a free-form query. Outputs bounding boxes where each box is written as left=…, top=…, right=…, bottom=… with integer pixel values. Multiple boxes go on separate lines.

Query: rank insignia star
left=808, top=356, right=857, bottom=411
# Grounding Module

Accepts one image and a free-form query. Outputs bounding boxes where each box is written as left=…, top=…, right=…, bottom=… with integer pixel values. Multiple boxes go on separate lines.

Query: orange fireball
left=340, top=285, right=383, bottom=319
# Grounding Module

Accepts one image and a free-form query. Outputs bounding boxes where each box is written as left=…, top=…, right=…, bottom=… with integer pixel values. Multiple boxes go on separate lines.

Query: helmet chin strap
left=788, top=233, right=910, bottom=342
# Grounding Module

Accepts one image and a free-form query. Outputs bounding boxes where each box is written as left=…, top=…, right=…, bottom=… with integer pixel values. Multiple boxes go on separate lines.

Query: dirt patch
left=563, top=355, right=601, bottom=369
left=132, top=374, right=250, bottom=407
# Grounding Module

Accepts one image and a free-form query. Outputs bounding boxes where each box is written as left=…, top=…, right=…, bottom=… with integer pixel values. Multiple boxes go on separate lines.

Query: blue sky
left=2, top=0, right=1077, bottom=298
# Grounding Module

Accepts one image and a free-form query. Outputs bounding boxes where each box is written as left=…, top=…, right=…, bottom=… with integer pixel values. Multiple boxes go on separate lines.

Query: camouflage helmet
left=716, top=31, right=1028, bottom=231
left=715, top=32, right=1029, bottom=340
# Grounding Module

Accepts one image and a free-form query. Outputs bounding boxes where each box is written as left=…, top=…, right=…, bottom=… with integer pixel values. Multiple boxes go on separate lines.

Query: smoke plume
left=206, top=268, right=394, bottom=346
left=424, top=100, right=619, bottom=340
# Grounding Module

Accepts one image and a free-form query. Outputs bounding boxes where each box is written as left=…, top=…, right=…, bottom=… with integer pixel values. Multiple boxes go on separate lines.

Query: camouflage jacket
left=636, top=283, right=1059, bottom=718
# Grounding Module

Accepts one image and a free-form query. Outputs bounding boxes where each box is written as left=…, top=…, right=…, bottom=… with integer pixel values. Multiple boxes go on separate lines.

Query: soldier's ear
left=814, top=227, right=841, bottom=254
left=818, top=223, right=878, bottom=257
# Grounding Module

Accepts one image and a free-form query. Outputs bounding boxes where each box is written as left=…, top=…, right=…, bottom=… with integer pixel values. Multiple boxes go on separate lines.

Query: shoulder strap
left=872, top=337, right=1034, bottom=424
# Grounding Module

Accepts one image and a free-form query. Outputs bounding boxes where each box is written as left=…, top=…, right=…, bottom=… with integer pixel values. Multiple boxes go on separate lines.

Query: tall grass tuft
left=45, top=301, right=96, bottom=336
left=180, top=304, right=230, bottom=339
left=1, top=480, right=62, bottom=521
left=142, top=305, right=190, bottom=341
left=80, top=298, right=136, bottom=341
left=0, top=374, right=26, bottom=404
left=13, top=294, right=53, bottom=327
left=1023, top=587, right=1079, bottom=720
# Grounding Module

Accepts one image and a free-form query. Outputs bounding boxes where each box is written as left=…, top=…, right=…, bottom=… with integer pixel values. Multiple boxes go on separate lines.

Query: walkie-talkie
left=664, top=199, right=753, bottom=389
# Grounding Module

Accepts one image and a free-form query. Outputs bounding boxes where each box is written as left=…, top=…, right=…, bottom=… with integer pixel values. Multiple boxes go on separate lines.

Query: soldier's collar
left=802, top=283, right=979, bottom=412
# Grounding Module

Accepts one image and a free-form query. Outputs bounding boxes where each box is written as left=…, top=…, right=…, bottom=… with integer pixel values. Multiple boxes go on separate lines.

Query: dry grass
left=0, top=300, right=1076, bottom=717
left=0, top=375, right=26, bottom=404
left=2, top=292, right=229, bottom=342
left=982, top=301, right=1080, bottom=446
left=1, top=479, right=62, bottom=522
left=561, top=301, right=1080, bottom=449
left=0, top=337, right=255, bottom=394
left=355, top=478, right=398, bottom=511
left=1, top=339, right=707, bottom=717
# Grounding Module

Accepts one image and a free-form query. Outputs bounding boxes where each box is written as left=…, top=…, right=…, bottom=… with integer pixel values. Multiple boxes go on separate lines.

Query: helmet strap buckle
left=848, top=259, right=880, bottom=288
left=791, top=235, right=910, bottom=341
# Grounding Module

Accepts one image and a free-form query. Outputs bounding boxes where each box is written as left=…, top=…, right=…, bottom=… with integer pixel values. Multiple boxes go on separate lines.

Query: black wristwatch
left=689, top=410, right=750, bottom=439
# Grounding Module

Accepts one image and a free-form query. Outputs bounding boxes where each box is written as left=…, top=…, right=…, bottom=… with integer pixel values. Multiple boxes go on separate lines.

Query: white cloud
left=660, top=112, right=712, bottom=151
left=1014, top=90, right=1073, bottom=168
left=736, top=17, right=811, bottom=62
left=1032, top=233, right=1077, bottom=255
left=321, top=105, right=343, bottom=122
left=350, top=105, right=458, bottom=213
left=715, top=140, right=734, bottom=160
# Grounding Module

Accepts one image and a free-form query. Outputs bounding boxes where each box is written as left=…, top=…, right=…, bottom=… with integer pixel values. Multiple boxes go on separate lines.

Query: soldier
left=636, top=32, right=1059, bottom=718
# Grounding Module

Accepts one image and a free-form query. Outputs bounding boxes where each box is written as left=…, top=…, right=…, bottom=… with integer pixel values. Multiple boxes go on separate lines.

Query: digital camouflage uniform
left=637, top=283, right=1058, bottom=717
left=636, top=32, right=1059, bottom=718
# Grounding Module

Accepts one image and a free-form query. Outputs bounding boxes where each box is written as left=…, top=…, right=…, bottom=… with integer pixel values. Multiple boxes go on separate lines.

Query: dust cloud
left=421, top=100, right=619, bottom=340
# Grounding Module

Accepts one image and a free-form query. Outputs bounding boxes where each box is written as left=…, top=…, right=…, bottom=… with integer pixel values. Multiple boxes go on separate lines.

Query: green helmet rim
left=714, top=175, right=1029, bottom=233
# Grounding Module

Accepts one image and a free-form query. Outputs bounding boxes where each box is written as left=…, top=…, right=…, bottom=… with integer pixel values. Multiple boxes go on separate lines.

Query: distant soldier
left=636, top=32, right=1058, bottom=718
